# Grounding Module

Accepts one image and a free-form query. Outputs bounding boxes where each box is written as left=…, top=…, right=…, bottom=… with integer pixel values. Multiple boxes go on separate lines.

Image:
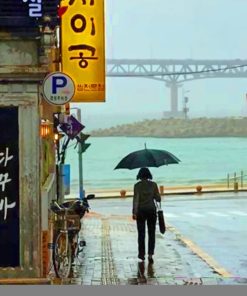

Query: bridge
left=106, top=59, right=247, bottom=117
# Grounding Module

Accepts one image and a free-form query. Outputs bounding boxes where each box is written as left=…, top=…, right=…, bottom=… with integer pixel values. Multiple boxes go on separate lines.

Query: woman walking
left=132, top=167, right=161, bottom=263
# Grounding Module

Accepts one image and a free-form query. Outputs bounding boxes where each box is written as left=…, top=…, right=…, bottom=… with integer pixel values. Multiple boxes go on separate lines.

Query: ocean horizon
left=65, top=136, right=247, bottom=195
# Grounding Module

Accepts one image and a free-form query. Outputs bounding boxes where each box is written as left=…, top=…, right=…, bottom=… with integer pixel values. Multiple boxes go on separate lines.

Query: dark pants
left=136, top=208, right=157, bottom=257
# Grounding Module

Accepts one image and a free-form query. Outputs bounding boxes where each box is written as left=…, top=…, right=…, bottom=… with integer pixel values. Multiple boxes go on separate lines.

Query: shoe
left=138, top=255, right=145, bottom=261
left=148, top=255, right=154, bottom=264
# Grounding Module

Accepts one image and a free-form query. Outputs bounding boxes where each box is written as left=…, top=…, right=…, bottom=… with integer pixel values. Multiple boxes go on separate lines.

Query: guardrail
left=227, top=171, right=246, bottom=190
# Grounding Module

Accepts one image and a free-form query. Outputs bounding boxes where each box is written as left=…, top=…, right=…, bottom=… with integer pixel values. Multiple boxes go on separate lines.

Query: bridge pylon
left=163, top=82, right=183, bottom=118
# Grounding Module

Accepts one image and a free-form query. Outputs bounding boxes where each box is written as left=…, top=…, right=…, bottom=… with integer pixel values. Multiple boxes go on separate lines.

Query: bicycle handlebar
left=50, top=199, right=89, bottom=217
left=53, top=201, right=64, bottom=211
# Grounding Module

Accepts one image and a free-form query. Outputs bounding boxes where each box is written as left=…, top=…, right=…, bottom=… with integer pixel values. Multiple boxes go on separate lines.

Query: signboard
left=62, top=164, right=70, bottom=195
left=0, top=107, right=20, bottom=267
left=0, top=0, right=60, bottom=28
left=21, top=0, right=42, bottom=17
left=77, top=132, right=91, bottom=153
left=59, top=115, right=85, bottom=139
left=42, top=72, right=75, bottom=105
left=61, top=0, right=105, bottom=102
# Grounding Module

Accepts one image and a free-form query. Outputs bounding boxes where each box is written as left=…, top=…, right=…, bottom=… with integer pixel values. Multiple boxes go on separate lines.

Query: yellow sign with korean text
left=60, top=0, right=105, bottom=102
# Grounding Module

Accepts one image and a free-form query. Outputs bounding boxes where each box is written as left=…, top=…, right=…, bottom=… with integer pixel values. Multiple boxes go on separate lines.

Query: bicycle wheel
left=71, top=231, right=79, bottom=263
left=71, top=231, right=85, bottom=266
left=52, top=232, right=72, bottom=278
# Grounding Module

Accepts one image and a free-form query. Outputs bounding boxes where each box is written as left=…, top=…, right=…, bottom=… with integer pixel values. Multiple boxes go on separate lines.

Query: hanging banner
left=0, top=0, right=60, bottom=28
left=60, top=0, right=105, bottom=103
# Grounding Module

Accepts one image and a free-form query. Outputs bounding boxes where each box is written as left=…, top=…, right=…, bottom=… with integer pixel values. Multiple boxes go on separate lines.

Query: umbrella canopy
left=114, top=146, right=181, bottom=170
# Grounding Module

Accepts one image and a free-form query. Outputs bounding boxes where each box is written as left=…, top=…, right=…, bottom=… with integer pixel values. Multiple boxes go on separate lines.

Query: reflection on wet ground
left=63, top=214, right=247, bottom=285
left=136, top=262, right=155, bottom=284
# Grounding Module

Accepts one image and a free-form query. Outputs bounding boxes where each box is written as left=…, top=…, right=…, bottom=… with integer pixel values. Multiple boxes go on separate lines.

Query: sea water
left=65, top=137, right=247, bottom=193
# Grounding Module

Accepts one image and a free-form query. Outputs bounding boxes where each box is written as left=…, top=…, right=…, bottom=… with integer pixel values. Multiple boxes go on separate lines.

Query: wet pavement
left=59, top=210, right=247, bottom=285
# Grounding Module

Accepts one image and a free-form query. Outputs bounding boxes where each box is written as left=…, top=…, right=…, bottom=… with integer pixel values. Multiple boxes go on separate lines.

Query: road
left=89, top=192, right=247, bottom=278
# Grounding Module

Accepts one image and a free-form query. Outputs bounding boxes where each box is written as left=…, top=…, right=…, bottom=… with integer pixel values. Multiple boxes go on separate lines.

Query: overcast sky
left=72, top=0, right=247, bottom=130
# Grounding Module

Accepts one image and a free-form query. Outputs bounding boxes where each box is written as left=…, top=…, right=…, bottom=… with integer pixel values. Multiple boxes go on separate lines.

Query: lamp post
left=70, top=107, right=84, bottom=200
left=70, top=108, right=91, bottom=201
left=182, top=89, right=190, bottom=119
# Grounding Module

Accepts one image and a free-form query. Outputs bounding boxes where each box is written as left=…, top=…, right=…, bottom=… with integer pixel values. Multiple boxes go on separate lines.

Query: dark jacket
left=132, top=180, right=161, bottom=215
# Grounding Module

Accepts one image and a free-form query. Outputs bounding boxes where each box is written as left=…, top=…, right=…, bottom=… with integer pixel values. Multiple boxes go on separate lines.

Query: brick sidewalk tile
left=67, top=214, right=245, bottom=286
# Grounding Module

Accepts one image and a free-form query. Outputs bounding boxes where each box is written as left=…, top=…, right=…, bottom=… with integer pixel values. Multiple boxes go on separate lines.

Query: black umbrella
left=114, top=144, right=180, bottom=170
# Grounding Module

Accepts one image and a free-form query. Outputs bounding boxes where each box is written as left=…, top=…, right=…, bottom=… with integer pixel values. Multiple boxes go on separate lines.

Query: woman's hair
left=136, top=167, right=153, bottom=180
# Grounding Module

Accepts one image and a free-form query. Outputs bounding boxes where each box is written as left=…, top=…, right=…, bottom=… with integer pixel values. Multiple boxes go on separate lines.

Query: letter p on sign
left=42, top=72, right=75, bottom=105
left=52, top=76, right=67, bottom=94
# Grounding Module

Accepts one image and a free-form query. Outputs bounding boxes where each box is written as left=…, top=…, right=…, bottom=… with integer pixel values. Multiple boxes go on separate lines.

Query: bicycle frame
left=52, top=210, right=81, bottom=279
left=50, top=197, right=94, bottom=278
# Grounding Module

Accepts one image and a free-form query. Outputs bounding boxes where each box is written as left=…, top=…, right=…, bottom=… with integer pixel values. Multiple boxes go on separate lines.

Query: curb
left=168, top=225, right=233, bottom=278
left=86, top=189, right=247, bottom=200
left=0, top=278, right=51, bottom=285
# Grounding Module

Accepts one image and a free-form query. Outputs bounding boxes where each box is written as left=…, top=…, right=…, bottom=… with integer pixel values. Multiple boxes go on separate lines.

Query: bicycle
left=50, top=197, right=94, bottom=279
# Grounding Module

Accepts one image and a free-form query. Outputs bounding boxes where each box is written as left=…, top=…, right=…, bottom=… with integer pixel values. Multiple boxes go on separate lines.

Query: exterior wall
left=40, top=99, right=59, bottom=185
left=0, top=28, right=59, bottom=279
left=0, top=85, right=41, bottom=277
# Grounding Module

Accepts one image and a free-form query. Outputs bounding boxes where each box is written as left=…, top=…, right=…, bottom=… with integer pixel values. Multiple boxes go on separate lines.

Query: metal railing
left=227, top=171, right=247, bottom=189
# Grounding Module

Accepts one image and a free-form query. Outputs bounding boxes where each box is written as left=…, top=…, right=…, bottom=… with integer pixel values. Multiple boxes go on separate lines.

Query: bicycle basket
left=54, top=214, right=81, bottom=231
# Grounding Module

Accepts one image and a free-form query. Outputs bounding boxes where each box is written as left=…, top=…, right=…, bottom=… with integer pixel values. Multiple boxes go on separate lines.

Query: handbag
left=156, top=202, right=166, bottom=234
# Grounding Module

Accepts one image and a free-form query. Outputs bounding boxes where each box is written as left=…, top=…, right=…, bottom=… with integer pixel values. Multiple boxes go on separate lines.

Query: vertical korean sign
left=0, top=107, right=19, bottom=267
left=61, top=0, right=105, bottom=102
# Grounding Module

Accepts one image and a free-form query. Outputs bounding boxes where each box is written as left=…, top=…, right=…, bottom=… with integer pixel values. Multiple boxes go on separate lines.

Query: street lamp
left=70, top=107, right=91, bottom=201
left=182, top=89, right=190, bottom=119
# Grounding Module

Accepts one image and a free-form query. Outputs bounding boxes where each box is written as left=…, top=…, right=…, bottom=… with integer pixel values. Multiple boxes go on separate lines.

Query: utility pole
left=70, top=108, right=91, bottom=200
left=76, top=109, right=84, bottom=200
left=77, top=131, right=91, bottom=200
left=70, top=108, right=85, bottom=200
left=182, top=89, right=190, bottom=119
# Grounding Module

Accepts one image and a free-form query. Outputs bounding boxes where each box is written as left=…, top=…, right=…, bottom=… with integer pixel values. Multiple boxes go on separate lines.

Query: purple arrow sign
left=59, top=115, right=84, bottom=139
